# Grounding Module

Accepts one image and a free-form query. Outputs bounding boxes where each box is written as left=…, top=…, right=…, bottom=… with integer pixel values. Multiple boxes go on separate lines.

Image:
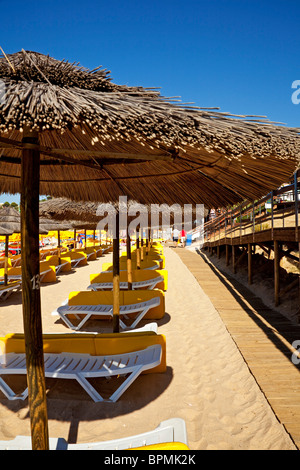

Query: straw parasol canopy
left=39, top=217, right=70, bottom=232
left=39, top=197, right=204, bottom=231
left=0, top=206, right=48, bottom=234
left=0, top=206, right=21, bottom=233
left=0, top=225, right=13, bottom=236
left=0, top=50, right=299, bottom=208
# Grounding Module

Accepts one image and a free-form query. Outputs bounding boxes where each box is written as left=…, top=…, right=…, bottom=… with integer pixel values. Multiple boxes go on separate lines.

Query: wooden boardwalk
left=175, top=247, right=300, bottom=449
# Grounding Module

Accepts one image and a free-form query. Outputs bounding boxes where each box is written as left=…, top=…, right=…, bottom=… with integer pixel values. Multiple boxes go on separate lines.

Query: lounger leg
left=0, top=377, right=28, bottom=401
left=77, top=365, right=144, bottom=403
left=120, top=307, right=151, bottom=330
left=108, top=365, right=144, bottom=402
left=75, top=374, right=105, bottom=402
left=57, top=313, right=77, bottom=330
left=75, top=313, right=98, bottom=331
left=128, top=307, right=151, bottom=329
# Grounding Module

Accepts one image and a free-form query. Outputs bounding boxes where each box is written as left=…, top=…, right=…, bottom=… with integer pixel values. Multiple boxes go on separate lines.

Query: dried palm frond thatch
left=0, top=50, right=299, bottom=207
left=0, top=205, right=48, bottom=233
left=39, top=197, right=205, bottom=230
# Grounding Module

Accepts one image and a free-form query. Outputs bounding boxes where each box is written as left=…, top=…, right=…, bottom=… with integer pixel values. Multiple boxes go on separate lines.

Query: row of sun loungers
left=0, top=240, right=189, bottom=449
left=0, top=244, right=112, bottom=301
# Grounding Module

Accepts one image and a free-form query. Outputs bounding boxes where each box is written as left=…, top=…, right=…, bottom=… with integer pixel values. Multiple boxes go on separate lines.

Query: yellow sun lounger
left=74, top=247, right=97, bottom=261
left=61, top=251, right=87, bottom=267
left=0, top=418, right=189, bottom=450
left=46, top=255, right=72, bottom=273
left=0, top=281, right=22, bottom=301
left=0, top=331, right=166, bottom=402
left=0, top=263, right=56, bottom=284
left=122, top=252, right=165, bottom=268
left=101, top=259, right=160, bottom=272
left=88, top=269, right=168, bottom=292
left=52, top=289, right=165, bottom=330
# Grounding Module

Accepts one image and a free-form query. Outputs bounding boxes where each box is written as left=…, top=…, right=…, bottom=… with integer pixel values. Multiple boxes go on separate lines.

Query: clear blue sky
left=1, top=0, right=300, bottom=203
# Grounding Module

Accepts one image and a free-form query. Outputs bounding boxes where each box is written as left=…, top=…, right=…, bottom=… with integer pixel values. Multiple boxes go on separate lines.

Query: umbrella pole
left=74, top=229, right=76, bottom=249
left=136, top=227, right=141, bottom=269
left=4, top=234, right=9, bottom=286
left=57, top=229, right=61, bottom=263
left=146, top=227, right=150, bottom=256
left=21, top=127, right=49, bottom=450
left=127, top=225, right=132, bottom=290
left=112, top=210, right=120, bottom=333
left=141, top=230, right=144, bottom=262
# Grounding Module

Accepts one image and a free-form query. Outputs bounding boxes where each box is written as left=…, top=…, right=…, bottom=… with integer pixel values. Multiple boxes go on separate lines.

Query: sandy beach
left=0, top=246, right=296, bottom=450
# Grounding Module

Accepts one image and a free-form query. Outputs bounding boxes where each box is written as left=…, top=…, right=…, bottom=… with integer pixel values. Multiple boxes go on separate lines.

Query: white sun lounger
left=0, top=418, right=188, bottom=450
left=0, top=344, right=162, bottom=403
left=70, top=256, right=86, bottom=268
left=55, top=261, right=70, bottom=274
left=0, top=269, right=52, bottom=284
left=87, top=276, right=164, bottom=292
left=10, top=257, right=22, bottom=267
left=0, top=282, right=22, bottom=301
left=85, top=251, right=96, bottom=261
left=102, top=264, right=159, bottom=272
left=52, top=296, right=160, bottom=331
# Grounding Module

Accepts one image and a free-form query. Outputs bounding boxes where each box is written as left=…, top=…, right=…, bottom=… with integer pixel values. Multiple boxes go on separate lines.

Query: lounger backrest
left=90, top=269, right=168, bottom=290
left=101, top=259, right=160, bottom=272
left=68, top=289, right=165, bottom=319
left=0, top=332, right=166, bottom=373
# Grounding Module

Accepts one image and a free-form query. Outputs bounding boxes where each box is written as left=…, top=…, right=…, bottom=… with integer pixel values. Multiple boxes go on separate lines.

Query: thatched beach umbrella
left=0, top=51, right=300, bottom=207
left=0, top=205, right=48, bottom=235
left=0, top=50, right=300, bottom=450
left=0, top=206, right=22, bottom=233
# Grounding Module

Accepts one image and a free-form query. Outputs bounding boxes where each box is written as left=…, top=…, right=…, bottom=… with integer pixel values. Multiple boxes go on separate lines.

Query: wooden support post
left=73, top=229, right=76, bottom=249
left=146, top=227, right=150, bottom=255
left=127, top=228, right=132, bottom=290
left=298, top=241, right=300, bottom=321
left=271, top=191, right=274, bottom=239
left=21, top=128, right=49, bottom=450
left=226, top=245, right=230, bottom=266
left=112, top=211, right=120, bottom=333
left=232, top=245, right=236, bottom=274
left=274, top=240, right=280, bottom=307
left=248, top=243, right=252, bottom=285
left=4, top=234, right=8, bottom=286
left=57, top=229, right=61, bottom=263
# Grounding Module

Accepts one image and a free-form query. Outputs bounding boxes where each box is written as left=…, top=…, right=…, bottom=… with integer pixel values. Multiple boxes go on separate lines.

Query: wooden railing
left=202, top=169, right=300, bottom=244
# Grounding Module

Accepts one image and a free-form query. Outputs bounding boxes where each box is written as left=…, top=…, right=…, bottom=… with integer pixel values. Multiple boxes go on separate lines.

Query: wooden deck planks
left=175, top=248, right=300, bottom=449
